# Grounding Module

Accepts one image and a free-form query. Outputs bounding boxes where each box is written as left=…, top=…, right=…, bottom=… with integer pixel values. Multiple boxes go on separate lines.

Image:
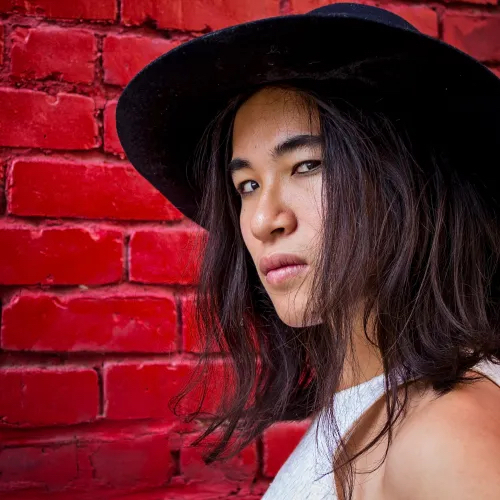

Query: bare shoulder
left=382, top=372, right=500, bottom=500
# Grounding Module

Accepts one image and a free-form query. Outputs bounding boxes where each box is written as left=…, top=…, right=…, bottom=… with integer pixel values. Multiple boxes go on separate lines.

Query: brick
left=0, top=368, right=99, bottom=427
left=442, top=0, right=495, bottom=5
left=0, top=24, right=4, bottom=66
left=81, top=434, right=175, bottom=489
left=103, top=100, right=124, bottom=155
left=0, top=89, right=98, bottom=149
left=103, top=487, right=266, bottom=500
left=0, top=432, right=177, bottom=492
left=11, top=27, right=96, bottom=84
left=129, top=227, right=206, bottom=285
left=262, top=420, right=311, bottom=477
left=0, top=226, right=122, bottom=286
left=180, top=431, right=257, bottom=485
left=0, top=0, right=117, bottom=20
left=0, top=160, right=5, bottom=215
left=103, top=34, right=180, bottom=87
left=105, top=361, right=189, bottom=420
left=122, top=0, right=280, bottom=31
left=104, top=360, right=227, bottom=420
left=443, top=13, right=500, bottom=62
left=0, top=443, right=78, bottom=489
left=2, top=292, right=177, bottom=353
left=9, top=157, right=183, bottom=221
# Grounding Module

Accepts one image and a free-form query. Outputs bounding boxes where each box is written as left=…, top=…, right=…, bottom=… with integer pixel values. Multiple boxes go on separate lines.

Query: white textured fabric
left=262, top=358, right=500, bottom=500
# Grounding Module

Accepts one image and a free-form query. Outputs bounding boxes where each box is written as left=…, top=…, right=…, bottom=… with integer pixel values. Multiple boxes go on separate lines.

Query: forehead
left=231, top=87, right=320, bottom=152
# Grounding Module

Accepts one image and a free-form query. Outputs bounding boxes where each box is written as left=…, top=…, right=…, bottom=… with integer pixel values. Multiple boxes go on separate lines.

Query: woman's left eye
left=293, top=160, right=322, bottom=174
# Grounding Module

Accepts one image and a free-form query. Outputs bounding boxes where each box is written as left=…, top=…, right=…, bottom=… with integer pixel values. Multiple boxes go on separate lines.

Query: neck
left=337, top=314, right=384, bottom=393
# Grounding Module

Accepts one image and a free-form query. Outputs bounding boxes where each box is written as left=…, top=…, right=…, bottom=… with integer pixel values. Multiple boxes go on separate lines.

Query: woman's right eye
left=237, top=180, right=259, bottom=196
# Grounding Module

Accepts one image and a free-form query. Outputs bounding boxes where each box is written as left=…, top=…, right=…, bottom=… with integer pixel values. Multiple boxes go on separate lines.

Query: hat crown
left=308, top=2, right=419, bottom=33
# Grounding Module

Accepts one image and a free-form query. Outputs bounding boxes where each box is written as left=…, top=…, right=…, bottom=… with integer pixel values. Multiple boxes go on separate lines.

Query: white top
left=262, top=358, right=500, bottom=500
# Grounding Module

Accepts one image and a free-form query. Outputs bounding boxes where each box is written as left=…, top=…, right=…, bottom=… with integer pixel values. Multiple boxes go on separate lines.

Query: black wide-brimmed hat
left=116, top=2, right=500, bottom=228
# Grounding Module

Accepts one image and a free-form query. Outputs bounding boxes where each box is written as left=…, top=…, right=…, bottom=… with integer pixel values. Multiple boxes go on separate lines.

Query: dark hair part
left=170, top=80, right=500, bottom=499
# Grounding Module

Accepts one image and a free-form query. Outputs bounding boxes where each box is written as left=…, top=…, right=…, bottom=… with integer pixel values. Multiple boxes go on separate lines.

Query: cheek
left=306, top=202, right=323, bottom=234
left=311, top=178, right=324, bottom=229
left=295, top=179, right=323, bottom=232
left=239, top=210, right=248, bottom=241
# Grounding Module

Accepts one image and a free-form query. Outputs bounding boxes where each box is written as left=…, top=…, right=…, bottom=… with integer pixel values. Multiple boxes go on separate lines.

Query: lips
left=258, top=253, right=308, bottom=276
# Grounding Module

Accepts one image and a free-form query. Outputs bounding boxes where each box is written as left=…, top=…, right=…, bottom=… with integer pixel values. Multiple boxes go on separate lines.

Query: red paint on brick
left=180, top=431, right=258, bottom=486
left=103, top=34, right=180, bottom=87
left=0, top=89, right=98, bottom=149
left=0, top=443, right=78, bottom=488
left=443, top=13, right=500, bottom=62
left=0, top=430, right=179, bottom=492
left=11, top=27, right=96, bottom=84
left=121, top=0, right=280, bottom=31
left=129, top=227, right=206, bottom=285
left=262, top=420, right=311, bottom=477
left=103, top=100, right=125, bottom=155
left=2, top=292, right=177, bottom=353
left=104, top=361, right=190, bottom=420
left=442, top=0, right=495, bottom=5
left=0, top=368, right=99, bottom=427
left=0, top=160, right=5, bottom=215
left=0, top=226, right=123, bottom=285
left=9, top=157, right=183, bottom=221
left=0, top=24, right=4, bottom=66
left=104, top=360, right=228, bottom=420
left=81, top=434, right=175, bottom=489
left=0, top=0, right=117, bottom=20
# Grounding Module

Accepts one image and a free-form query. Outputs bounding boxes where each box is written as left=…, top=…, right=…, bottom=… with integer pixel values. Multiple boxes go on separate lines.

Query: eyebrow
left=227, top=134, right=323, bottom=176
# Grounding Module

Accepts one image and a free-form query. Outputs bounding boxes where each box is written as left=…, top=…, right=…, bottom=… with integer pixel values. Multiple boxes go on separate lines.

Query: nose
left=250, top=186, right=297, bottom=241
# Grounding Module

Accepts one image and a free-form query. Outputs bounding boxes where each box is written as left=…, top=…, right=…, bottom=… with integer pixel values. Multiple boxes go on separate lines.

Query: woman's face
left=230, top=86, right=323, bottom=327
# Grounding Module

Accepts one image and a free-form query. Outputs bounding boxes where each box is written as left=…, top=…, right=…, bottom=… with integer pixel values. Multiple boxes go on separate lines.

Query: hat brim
left=116, top=13, right=500, bottom=227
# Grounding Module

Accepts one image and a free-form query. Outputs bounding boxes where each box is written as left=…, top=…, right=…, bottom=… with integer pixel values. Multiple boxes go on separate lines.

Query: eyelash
left=235, top=160, right=322, bottom=196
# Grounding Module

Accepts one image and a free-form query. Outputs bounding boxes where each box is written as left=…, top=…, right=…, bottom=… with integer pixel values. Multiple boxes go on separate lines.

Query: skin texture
left=230, top=86, right=500, bottom=499
left=336, top=371, right=500, bottom=500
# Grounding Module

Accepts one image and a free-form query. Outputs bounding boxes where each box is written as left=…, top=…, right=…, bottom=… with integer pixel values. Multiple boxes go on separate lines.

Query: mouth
left=259, top=253, right=309, bottom=286
left=265, top=263, right=309, bottom=286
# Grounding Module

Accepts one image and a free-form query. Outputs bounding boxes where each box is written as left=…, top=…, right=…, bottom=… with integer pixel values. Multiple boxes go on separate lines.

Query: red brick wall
left=0, top=1, right=498, bottom=499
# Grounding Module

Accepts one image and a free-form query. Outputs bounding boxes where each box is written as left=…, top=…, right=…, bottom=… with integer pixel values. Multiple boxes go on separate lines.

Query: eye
left=238, top=179, right=259, bottom=195
left=293, top=160, right=322, bottom=174
left=235, top=160, right=322, bottom=196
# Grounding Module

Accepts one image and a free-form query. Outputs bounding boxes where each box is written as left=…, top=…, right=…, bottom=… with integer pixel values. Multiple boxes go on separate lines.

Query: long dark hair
left=170, top=79, right=500, bottom=499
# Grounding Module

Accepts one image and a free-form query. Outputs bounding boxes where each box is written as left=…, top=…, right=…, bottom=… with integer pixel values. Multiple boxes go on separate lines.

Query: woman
left=116, top=3, right=500, bottom=499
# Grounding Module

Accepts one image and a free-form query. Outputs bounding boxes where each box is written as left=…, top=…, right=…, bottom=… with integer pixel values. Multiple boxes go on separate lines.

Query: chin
left=264, top=279, right=320, bottom=328
left=274, top=303, right=321, bottom=328
left=279, top=315, right=304, bottom=328
left=279, top=315, right=322, bottom=328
